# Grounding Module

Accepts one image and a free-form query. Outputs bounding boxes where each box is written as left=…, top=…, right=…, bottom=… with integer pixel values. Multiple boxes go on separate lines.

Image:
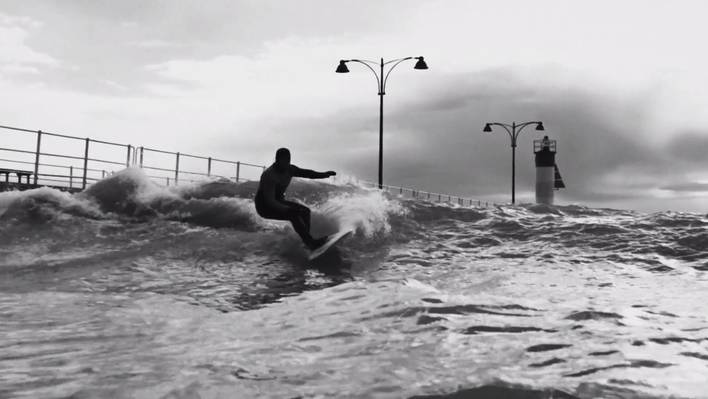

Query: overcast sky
left=1, top=0, right=707, bottom=212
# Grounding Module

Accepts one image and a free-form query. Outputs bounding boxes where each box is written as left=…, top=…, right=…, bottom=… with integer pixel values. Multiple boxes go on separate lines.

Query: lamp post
left=483, top=121, right=545, bottom=204
left=336, top=56, right=428, bottom=189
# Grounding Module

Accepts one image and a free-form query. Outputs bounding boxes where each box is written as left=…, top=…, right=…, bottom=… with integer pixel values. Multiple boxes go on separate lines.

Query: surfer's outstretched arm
left=291, top=165, right=336, bottom=180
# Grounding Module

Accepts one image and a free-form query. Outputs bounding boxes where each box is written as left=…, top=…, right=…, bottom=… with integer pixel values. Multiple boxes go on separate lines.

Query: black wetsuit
left=255, top=164, right=331, bottom=247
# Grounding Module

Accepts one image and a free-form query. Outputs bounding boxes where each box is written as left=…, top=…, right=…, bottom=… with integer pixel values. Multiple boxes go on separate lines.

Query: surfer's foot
left=307, top=236, right=328, bottom=250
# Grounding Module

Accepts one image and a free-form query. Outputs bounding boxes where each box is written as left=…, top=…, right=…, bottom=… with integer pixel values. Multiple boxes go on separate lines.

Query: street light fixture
left=336, top=60, right=349, bottom=73
left=483, top=120, right=545, bottom=204
left=414, top=58, right=429, bottom=70
left=336, top=56, right=428, bottom=189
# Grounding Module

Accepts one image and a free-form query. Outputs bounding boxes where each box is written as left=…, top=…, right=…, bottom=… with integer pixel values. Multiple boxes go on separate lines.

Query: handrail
left=39, top=152, right=86, bottom=161
left=85, top=157, right=125, bottom=166
left=358, top=179, right=496, bottom=207
left=0, top=124, right=126, bottom=146
left=240, top=161, right=264, bottom=169
left=141, top=165, right=177, bottom=173
left=0, top=147, right=36, bottom=155
left=0, top=158, right=114, bottom=174
left=210, top=157, right=263, bottom=168
left=0, top=125, right=38, bottom=134
left=89, top=138, right=127, bottom=147
left=177, top=152, right=210, bottom=161
left=141, top=146, right=175, bottom=155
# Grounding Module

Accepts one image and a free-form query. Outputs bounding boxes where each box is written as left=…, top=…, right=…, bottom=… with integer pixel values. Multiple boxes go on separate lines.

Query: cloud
left=666, top=131, right=708, bottom=165
left=131, top=39, right=183, bottom=49
left=0, top=64, right=41, bottom=75
left=661, top=182, right=708, bottom=193
left=0, top=0, right=418, bottom=95
left=0, top=13, right=57, bottom=68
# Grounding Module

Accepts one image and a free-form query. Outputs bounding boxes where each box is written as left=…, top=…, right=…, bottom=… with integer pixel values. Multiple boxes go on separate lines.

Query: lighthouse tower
left=534, top=136, right=557, bottom=205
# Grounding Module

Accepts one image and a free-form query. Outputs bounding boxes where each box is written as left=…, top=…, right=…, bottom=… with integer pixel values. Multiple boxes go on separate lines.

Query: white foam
left=114, top=167, right=182, bottom=204
left=315, top=189, right=406, bottom=237
left=0, top=186, right=103, bottom=219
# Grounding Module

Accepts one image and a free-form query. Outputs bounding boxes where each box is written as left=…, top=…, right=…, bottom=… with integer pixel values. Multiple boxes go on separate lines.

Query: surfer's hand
left=325, top=171, right=336, bottom=177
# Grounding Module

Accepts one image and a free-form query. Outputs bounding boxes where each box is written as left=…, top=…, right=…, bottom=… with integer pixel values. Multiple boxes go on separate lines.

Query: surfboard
left=308, top=229, right=353, bottom=260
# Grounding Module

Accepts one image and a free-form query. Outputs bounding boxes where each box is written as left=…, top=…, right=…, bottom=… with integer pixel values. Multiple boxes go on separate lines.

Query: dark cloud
left=661, top=182, right=708, bottom=192
left=666, top=131, right=708, bottom=165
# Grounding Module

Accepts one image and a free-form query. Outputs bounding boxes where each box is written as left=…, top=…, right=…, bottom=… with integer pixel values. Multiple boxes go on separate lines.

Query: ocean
left=1, top=168, right=707, bottom=398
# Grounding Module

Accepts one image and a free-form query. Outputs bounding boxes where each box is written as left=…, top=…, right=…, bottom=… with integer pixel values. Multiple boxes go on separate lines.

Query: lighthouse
left=533, top=136, right=561, bottom=205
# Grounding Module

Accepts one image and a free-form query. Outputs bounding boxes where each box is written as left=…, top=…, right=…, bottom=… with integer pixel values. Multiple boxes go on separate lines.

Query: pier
left=0, top=124, right=495, bottom=207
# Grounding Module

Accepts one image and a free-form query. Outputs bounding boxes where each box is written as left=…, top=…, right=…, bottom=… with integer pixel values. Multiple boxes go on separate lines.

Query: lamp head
left=414, top=56, right=428, bottom=70
left=483, top=123, right=493, bottom=132
left=336, top=60, right=350, bottom=73
left=535, top=122, right=545, bottom=131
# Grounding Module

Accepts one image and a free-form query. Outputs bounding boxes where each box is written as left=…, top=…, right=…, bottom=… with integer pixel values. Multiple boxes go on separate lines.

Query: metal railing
left=0, top=123, right=497, bottom=207
left=0, top=124, right=265, bottom=190
left=358, top=180, right=496, bottom=207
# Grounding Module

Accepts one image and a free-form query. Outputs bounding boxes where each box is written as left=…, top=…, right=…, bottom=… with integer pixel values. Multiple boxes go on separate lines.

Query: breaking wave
left=1, top=167, right=706, bottom=273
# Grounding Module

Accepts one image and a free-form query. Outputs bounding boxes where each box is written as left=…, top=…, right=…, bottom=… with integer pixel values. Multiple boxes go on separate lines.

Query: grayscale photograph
left=0, top=1, right=707, bottom=398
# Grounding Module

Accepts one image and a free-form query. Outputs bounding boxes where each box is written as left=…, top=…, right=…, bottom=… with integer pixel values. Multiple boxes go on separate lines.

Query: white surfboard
left=308, top=229, right=353, bottom=260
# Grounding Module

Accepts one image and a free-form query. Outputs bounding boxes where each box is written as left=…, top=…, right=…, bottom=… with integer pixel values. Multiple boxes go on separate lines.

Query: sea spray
left=0, top=186, right=103, bottom=223
left=314, top=188, right=406, bottom=237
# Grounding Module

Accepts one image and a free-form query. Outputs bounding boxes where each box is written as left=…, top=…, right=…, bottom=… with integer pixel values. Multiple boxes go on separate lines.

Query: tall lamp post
left=483, top=121, right=545, bottom=204
left=336, top=56, right=428, bottom=189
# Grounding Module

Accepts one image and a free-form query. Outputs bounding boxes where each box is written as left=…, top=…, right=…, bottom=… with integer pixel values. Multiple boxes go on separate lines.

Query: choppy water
left=1, top=168, right=707, bottom=398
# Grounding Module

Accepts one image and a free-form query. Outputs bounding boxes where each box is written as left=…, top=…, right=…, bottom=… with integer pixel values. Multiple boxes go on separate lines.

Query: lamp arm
left=487, top=122, right=514, bottom=142
left=382, top=57, right=414, bottom=92
left=352, top=58, right=379, bottom=65
left=349, top=59, right=383, bottom=93
left=515, top=121, right=542, bottom=131
left=513, top=121, right=542, bottom=139
left=383, top=57, right=413, bottom=66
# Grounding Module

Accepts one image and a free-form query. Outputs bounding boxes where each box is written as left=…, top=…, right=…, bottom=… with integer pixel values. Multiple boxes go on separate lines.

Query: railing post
left=69, top=166, right=73, bottom=189
left=236, top=161, right=241, bottom=182
left=175, top=152, right=180, bottom=185
left=139, top=147, right=144, bottom=168
left=33, top=130, right=42, bottom=185
left=126, top=145, right=131, bottom=167
left=207, top=157, right=212, bottom=177
left=82, top=138, right=89, bottom=189
left=102, top=170, right=106, bottom=179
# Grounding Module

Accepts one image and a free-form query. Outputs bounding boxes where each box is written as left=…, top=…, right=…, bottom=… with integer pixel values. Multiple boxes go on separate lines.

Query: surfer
left=255, top=148, right=336, bottom=250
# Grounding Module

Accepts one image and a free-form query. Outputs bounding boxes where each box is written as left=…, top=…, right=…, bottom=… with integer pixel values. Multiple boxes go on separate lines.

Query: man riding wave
left=254, top=148, right=336, bottom=250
